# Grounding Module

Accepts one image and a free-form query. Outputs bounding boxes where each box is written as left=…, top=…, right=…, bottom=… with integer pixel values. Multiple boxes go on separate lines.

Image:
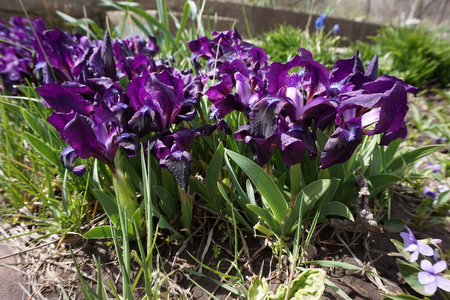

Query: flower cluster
left=1, top=19, right=421, bottom=191
left=0, top=17, right=46, bottom=94
left=188, top=29, right=418, bottom=168
left=400, top=227, right=450, bottom=295
left=0, top=16, right=208, bottom=191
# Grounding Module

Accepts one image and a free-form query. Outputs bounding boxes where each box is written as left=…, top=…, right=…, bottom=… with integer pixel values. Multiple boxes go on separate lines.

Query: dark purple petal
left=362, top=75, right=418, bottom=95
left=205, top=74, right=234, bottom=102
left=249, top=97, right=286, bottom=139
left=149, top=128, right=206, bottom=192
left=101, top=31, right=116, bottom=80
left=72, top=47, right=93, bottom=83
left=380, top=124, right=407, bottom=146
left=337, top=91, right=383, bottom=114
left=265, top=55, right=303, bottom=95
left=271, top=125, right=317, bottom=166
left=126, top=72, right=150, bottom=110
left=234, top=125, right=251, bottom=141
left=365, top=54, right=378, bottom=81
left=62, top=114, right=108, bottom=162
left=47, top=112, right=77, bottom=135
left=37, top=83, right=93, bottom=115
left=329, top=51, right=365, bottom=83
left=182, top=72, right=204, bottom=100
left=245, top=136, right=273, bottom=166
left=297, top=48, right=330, bottom=102
left=320, top=117, right=363, bottom=169
left=116, top=133, right=140, bottom=157
left=33, top=28, right=83, bottom=81
left=60, top=146, right=86, bottom=176
left=298, top=97, right=337, bottom=130
left=365, top=81, right=408, bottom=135
left=127, top=105, right=159, bottom=137
left=175, top=98, right=197, bottom=122
left=164, top=150, right=192, bottom=193
left=89, top=46, right=104, bottom=78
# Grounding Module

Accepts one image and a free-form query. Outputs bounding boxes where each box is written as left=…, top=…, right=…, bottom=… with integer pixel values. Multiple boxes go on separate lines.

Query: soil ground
left=0, top=185, right=448, bottom=299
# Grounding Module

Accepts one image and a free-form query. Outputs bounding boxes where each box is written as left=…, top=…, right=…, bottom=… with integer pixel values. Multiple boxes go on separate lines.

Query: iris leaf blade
left=225, top=149, right=288, bottom=223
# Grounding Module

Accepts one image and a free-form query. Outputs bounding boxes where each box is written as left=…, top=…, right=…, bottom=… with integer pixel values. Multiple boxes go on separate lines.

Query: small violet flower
left=425, top=161, right=441, bottom=173
left=433, top=136, right=447, bottom=144
left=400, top=227, right=434, bottom=262
left=437, top=184, right=449, bottom=193
left=418, top=260, right=450, bottom=295
left=423, top=187, right=439, bottom=201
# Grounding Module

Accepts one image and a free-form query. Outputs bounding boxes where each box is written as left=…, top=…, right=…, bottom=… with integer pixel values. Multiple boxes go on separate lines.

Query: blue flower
left=400, top=227, right=434, bottom=262
left=315, top=14, right=326, bottom=30
left=333, top=24, right=339, bottom=35
left=418, top=260, right=450, bottom=295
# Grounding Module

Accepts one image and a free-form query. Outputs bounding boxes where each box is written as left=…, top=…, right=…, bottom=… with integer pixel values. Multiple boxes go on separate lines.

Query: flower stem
left=290, top=163, right=302, bottom=199
left=113, top=166, right=141, bottom=240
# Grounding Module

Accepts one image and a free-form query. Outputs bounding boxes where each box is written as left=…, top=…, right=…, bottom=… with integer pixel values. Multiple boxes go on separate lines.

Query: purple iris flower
left=315, top=14, right=326, bottom=30
left=400, top=227, right=434, bottom=262
left=0, top=17, right=46, bottom=94
left=320, top=117, right=363, bottom=168
left=125, top=69, right=200, bottom=137
left=187, top=28, right=267, bottom=75
left=37, top=80, right=140, bottom=175
left=32, top=28, right=85, bottom=83
left=150, top=125, right=216, bottom=192
left=112, top=35, right=164, bottom=80
left=423, top=187, right=439, bottom=201
left=418, top=260, right=450, bottom=295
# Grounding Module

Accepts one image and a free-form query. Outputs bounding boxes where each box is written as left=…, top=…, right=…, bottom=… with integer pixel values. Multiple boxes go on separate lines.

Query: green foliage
left=56, top=11, right=107, bottom=39
left=268, top=269, right=326, bottom=300
left=224, top=149, right=343, bottom=239
left=0, top=94, right=89, bottom=233
left=3, top=2, right=449, bottom=298
left=396, top=259, right=431, bottom=296
left=248, top=277, right=269, bottom=300
left=352, top=26, right=450, bottom=88
left=257, top=24, right=343, bottom=67
left=248, top=269, right=327, bottom=300
left=99, top=0, right=201, bottom=68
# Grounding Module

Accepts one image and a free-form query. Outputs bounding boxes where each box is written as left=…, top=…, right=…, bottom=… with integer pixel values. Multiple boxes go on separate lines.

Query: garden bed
left=0, top=1, right=449, bottom=299
left=1, top=178, right=448, bottom=299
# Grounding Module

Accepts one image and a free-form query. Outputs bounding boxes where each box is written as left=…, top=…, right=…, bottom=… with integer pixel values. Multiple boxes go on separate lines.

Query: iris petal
left=320, top=117, right=363, bottom=168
